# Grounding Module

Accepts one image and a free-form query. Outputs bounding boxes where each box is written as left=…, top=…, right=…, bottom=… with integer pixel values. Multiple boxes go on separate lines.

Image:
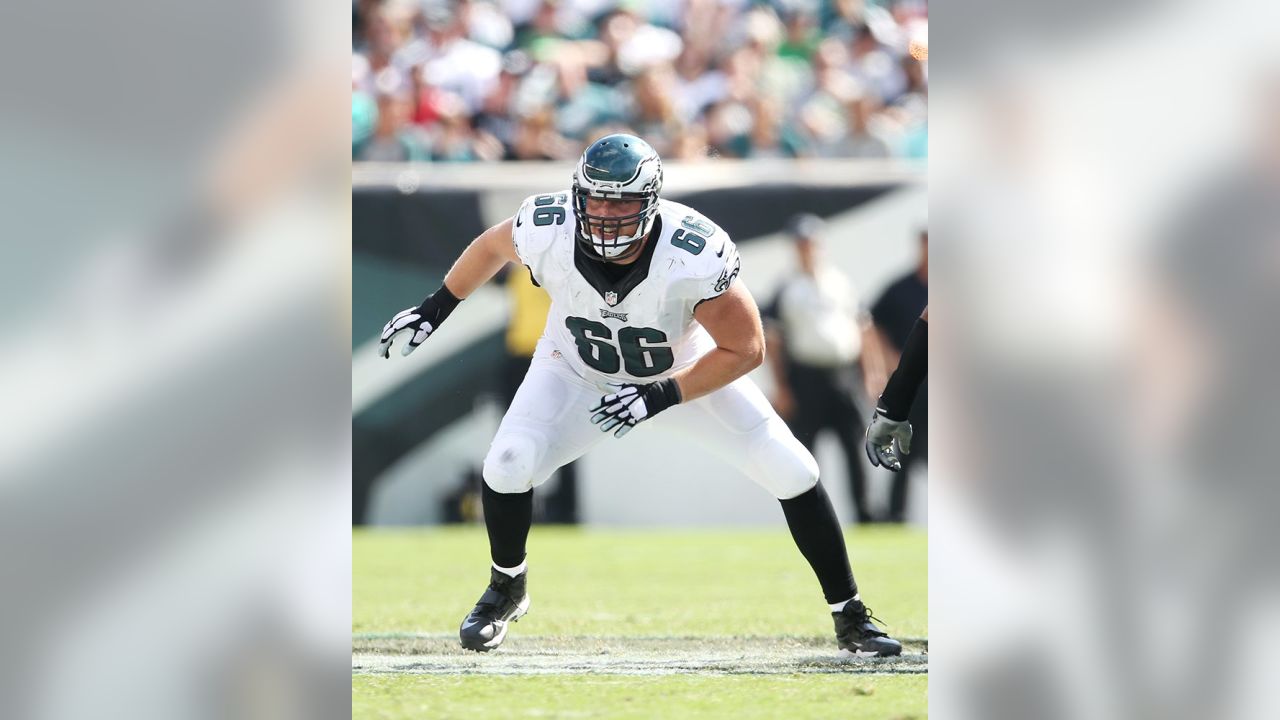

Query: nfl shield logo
left=605, top=291, right=619, bottom=306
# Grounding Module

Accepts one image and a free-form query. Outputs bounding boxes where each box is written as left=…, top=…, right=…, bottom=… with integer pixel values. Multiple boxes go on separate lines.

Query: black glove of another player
left=590, top=379, right=683, bottom=438
left=379, top=285, right=462, bottom=358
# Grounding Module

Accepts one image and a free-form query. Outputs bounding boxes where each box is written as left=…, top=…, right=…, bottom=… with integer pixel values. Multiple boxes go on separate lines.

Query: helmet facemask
left=572, top=187, right=659, bottom=262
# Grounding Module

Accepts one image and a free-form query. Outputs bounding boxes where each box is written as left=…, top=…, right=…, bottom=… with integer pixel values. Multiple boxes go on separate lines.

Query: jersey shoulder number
left=661, top=204, right=739, bottom=300
left=514, top=191, right=571, bottom=263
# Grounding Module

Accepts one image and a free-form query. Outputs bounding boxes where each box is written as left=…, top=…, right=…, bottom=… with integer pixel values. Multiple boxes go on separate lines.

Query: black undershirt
left=574, top=216, right=663, bottom=305
left=595, top=256, right=633, bottom=284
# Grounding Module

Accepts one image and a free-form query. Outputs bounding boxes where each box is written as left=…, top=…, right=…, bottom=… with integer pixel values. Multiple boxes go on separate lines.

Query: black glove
left=589, top=379, right=683, bottom=438
left=378, top=285, right=461, bottom=358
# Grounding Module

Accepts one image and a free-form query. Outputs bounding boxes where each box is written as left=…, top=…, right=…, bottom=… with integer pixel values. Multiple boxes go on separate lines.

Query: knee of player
left=753, top=426, right=820, bottom=499
left=482, top=434, right=539, bottom=494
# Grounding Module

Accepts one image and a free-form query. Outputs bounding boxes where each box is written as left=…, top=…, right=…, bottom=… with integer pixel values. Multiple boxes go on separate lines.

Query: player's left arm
left=675, top=281, right=766, bottom=401
left=588, top=281, right=765, bottom=438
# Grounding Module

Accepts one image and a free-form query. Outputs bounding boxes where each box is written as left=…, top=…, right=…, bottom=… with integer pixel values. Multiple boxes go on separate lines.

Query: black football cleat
left=833, top=599, right=903, bottom=657
left=459, top=567, right=530, bottom=652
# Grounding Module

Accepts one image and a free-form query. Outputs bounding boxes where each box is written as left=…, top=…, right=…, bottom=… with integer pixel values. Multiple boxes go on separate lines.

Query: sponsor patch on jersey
left=600, top=308, right=629, bottom=322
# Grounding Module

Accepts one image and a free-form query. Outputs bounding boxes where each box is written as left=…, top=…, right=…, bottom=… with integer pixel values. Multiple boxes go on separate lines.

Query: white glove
left=378, top=307, right=435, bottom=358
left=378, top=288, right=459, bottom=358
left=589, top=379, right=681, bottom=438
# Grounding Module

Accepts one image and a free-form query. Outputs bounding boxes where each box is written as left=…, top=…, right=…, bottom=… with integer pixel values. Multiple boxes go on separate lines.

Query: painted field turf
left=354, top=525, right=927, bottom=718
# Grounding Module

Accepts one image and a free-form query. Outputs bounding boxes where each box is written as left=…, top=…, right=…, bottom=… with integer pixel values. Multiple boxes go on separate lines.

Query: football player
left=864, top=306, right=928, bottom=472
left=379, top=134, right=903, bottom=657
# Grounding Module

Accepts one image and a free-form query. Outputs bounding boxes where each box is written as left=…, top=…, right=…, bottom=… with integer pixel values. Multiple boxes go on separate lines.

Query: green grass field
left=354, top=525, right=927, bottom=719
left=354, top=674, right=928, bottom=720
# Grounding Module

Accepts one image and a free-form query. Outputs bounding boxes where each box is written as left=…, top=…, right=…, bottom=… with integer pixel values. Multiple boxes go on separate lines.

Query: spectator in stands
left=355, top=3, right=406, bottom=90
left=411, top=67, right=449, bottom=126
left=350, top=0, right=927, bottom=162
left=417, top=5, right=503, bottom=116
left=459, top=0, right=516, bottom=50
left=673, top=44, right=726, bottom=123
left=476, top=50, right=533, bottom=158
left=733, top=96, right=807, bottom=159
left=835, top=92, right=891, bottom=158
left=869, top=228, right=929, bottom=522
left=778, top=7, right=821, bottom=62
left=892, top=54, right=929, bottom=158
left=428, top=104, right=505, bottom=162
left=356, top=92, right=430, bottom=162
left=809, top=36, right=855, bottom=100
left=353, top=56, right=378, bottom=154
left=671, top=121, right=712, bottom=160
left=848, top=24, right=906, bottom=103
left=592, top=7, right=640, bottom=87
left=627, top=63, right=682, bottom=156
left=704, top=99, right=751, bottom=158
left=765, top=214, right=889, bottom=524
left=510, top=105, right=577, bottom=160
left=592, top=6, right=682, bottom=86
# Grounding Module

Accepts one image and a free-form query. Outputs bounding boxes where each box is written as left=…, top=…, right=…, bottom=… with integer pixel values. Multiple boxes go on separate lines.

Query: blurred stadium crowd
left=352, top=0, right=927, bottom=162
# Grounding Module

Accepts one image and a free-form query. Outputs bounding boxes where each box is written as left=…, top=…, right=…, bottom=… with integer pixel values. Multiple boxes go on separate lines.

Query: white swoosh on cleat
left=484, top=622, right=508, bottom=647
left=838, top=647, right=887, bottom=658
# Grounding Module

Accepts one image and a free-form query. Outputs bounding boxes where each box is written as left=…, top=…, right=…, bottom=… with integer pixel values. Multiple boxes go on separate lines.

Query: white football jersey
left=512, top=191, right=742, bottom=385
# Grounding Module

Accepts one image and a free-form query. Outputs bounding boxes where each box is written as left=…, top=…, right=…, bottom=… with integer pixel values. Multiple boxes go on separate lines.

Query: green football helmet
left=572, top=134, right=663, bottom=261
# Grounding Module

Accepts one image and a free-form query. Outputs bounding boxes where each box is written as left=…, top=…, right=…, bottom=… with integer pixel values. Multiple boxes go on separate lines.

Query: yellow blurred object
left=505, top=266, right=551, bottom=357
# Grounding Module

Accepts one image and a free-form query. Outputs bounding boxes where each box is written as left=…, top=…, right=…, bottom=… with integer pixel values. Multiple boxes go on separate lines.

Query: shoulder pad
left=660, top=201, right=741, bottom=299
left=513, top=191, right=572, bottom=262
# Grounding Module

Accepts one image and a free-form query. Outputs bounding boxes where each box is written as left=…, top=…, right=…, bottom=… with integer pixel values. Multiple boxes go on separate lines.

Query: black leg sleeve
left=482, top=482, right=533, bottom=568
left=779, top=482, right=858, bottom=604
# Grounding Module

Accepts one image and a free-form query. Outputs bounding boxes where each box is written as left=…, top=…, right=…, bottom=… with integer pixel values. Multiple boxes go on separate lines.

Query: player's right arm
left=378, top=217, right=518, bottom=358
left=441, top=217, right=520, bottom=298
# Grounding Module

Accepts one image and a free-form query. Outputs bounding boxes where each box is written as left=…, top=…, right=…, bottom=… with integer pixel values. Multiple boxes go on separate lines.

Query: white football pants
left=483, top=340, right=819, bottom=500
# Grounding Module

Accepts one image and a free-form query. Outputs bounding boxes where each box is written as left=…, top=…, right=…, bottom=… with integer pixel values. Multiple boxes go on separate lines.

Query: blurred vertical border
left=0, top=1, right=352, bottom=718
left=932, top=0, right=1280, bottom=718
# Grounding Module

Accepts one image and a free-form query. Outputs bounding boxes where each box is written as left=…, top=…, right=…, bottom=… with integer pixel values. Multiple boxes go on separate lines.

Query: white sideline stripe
left=354, top=634, right=928, bottom=675
left=352, top=651, right=929, bottom=676
left=352, top=285, right=508, bottom=414
left=353, top=632, right=930, bottom=644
